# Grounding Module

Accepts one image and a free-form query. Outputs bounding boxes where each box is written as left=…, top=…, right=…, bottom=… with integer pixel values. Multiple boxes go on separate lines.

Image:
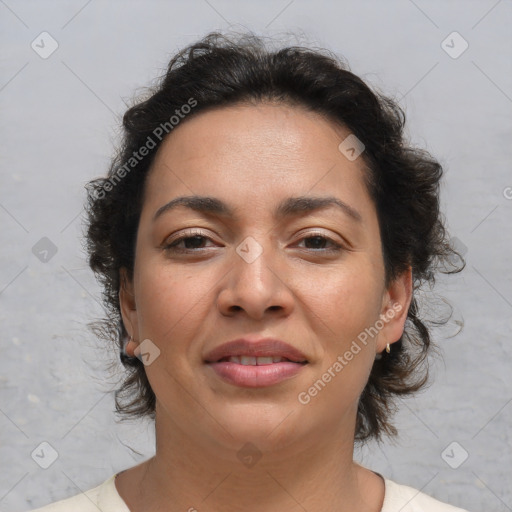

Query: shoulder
left=382, top=479, right=471, bottom=512
left=26, top=474, right=129, bottom=512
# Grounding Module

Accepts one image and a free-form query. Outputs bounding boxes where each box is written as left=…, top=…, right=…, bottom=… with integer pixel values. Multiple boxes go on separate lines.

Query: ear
left=376, top=266, right=413, bottom=354
left=119, top=267, right=139, bottom=357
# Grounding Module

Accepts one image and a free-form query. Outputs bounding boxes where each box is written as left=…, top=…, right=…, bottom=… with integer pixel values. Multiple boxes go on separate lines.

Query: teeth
left=227, top=356, right=287, bottom=365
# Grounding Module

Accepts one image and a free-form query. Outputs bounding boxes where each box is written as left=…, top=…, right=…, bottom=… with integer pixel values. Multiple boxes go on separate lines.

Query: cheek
left=134, top=260, right=208, bottom=341
left=299, top=261, right=383, bottom=340
left=134, top=264, right=212, bottom=395
left=323, top=267, right=383, bottom=390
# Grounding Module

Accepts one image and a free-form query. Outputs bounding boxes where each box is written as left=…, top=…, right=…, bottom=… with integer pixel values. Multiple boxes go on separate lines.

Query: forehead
left=141, top=102, right=373, bottom=220
left=154, top=101, right=347, bottom=164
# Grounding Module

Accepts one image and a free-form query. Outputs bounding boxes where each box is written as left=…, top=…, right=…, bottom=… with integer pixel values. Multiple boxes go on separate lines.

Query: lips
left=218, top=355, right=294, bottom=365
left=204, top=337, right=308, bottom=388
left=203, top=338, right=308, bottom=364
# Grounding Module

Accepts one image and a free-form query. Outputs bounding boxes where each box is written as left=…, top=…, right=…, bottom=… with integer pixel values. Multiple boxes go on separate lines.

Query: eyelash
left=163, top=230, right=344, bottom=254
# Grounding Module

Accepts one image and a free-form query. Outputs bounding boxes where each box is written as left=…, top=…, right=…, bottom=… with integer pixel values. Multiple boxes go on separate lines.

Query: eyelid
left=163, top=228, right=217, bottom=246
left=293, top=231, right=344, bottom=251
left=163, top=228, right=347, bottom=254
left=293, top=227, right=347, bottom=247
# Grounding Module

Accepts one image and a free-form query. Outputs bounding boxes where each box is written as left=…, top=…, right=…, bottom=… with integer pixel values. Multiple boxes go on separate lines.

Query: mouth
left=215, top=355, right=307, bottom=365
left=204, top=337, right=309, bottom=388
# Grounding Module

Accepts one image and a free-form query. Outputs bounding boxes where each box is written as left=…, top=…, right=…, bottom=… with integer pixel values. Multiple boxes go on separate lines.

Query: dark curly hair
left=84, top=31, right=464, bottom=442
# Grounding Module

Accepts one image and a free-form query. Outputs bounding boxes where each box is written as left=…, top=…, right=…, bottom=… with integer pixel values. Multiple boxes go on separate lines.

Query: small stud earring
left=385, top=343, right=391, bottom=353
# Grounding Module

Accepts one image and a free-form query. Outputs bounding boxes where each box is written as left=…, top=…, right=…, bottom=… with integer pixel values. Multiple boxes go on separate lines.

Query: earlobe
left=377, top=267, right=413, bottom=353
left=124, top=335, right=138, bottom=358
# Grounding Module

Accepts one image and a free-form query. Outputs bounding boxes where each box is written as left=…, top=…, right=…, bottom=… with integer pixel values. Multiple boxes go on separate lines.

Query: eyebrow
left=153, top=194, right=362, bottom=223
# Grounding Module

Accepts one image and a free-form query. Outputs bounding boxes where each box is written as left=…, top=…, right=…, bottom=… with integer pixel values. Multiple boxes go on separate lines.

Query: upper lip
left=204, top=337, right=308, bottom=363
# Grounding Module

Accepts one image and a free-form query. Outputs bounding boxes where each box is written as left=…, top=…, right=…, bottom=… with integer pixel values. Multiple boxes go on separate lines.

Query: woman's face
left=120, top=102, right=410, bottom=456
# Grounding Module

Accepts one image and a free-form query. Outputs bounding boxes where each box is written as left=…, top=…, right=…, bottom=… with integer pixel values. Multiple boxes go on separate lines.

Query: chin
left=207, top=403, right=305, bottom=451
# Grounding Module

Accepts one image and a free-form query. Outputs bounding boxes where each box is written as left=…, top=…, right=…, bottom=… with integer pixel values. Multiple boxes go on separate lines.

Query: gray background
left=1, top=1, right=511, bottom=511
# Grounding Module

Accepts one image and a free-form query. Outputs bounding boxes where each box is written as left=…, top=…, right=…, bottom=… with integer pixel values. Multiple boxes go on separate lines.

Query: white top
left=28, top=474, right=470, bottom=511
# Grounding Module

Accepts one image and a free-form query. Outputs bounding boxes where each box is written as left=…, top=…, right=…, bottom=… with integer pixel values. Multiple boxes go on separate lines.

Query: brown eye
left=172, top=235, right=209, bottom=250
left=296, top=234, right=343, bottom=253
left=164, top=231, right=216, bottom=253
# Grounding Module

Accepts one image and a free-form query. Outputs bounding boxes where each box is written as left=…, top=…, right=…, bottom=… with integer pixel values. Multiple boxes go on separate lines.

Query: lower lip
left=206, top=361, right=306, bottom=388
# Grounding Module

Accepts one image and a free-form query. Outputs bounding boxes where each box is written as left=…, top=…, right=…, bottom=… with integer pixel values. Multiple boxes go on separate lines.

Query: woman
left=30, top=32, right=469, bottom=511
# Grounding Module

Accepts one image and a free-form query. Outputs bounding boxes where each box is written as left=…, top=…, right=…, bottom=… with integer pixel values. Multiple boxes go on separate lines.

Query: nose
left=216, top=237, right=295, bottom=320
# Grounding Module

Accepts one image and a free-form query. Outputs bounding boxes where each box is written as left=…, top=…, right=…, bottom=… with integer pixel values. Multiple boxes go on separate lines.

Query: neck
left=121, top=405, right=385, bottom=512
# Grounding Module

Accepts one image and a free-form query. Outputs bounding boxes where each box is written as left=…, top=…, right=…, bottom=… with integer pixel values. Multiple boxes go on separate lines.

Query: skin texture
left=117, top=102, right=412, bottom=512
